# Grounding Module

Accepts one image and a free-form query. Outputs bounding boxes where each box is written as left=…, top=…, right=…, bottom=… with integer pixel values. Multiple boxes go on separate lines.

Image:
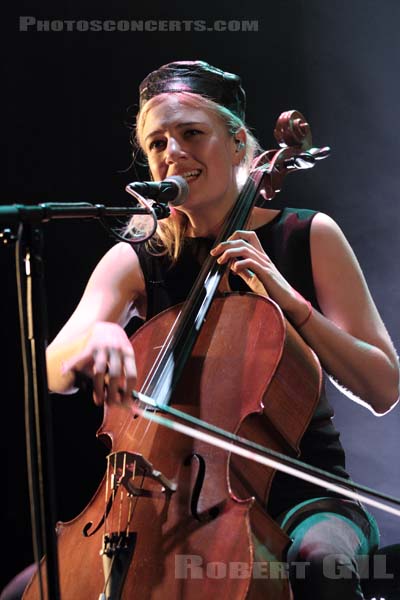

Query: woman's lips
left=181, top=169, right=202, bottom=182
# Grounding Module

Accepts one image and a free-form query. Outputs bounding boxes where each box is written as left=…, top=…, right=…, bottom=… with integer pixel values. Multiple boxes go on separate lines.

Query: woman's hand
left=210, top=219, right=399, bottom=414
left=210, top=229, right=310, bottom=325
left=60, top=322, right=137, bottom=406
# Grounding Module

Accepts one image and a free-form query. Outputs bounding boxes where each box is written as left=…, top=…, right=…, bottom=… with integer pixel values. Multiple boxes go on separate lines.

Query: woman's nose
left=165, top=137, right=186, bottom=163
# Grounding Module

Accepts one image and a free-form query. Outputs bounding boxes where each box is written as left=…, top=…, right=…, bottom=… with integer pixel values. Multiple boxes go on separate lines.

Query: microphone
left=126, top=175, right=189, bottom=206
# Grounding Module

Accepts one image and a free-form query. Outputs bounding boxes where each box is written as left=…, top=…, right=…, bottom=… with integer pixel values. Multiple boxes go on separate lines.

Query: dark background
left=2, top=0, right=400, bottom=590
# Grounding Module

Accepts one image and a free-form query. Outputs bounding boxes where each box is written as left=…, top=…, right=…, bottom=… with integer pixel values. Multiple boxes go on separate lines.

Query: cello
left=24, top=111, right=338, bottom=599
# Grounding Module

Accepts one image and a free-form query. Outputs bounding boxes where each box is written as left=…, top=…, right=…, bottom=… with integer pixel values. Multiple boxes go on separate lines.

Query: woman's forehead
left=142, top=96, right=218, bottom=135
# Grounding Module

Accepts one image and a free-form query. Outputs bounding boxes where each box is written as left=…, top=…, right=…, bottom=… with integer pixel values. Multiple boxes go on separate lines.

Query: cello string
left=124, top=473, right=146, bottom=531
left=126, top=464, right=135, bottom=537
left=140, top=310, right=183, bottom=395
left=117, top=452, right=127, bottom=536
left=112, top=453, right=118, bottom=534
left=117, top=311, right=183, bottom=453
left=126, top=494, right=133, bottom=536
left=131, top=391, right=400, bottom=518
left=118, top=489, right=124, bottom=538
left=103, top=455, right=111, bottom=541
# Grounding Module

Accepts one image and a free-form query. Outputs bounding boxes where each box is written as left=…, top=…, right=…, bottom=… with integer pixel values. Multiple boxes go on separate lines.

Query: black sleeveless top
left=134, top=207, right=350, bottom=518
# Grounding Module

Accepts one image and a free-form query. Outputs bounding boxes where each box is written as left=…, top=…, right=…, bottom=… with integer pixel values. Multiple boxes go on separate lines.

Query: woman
left=4, top=61, right=399, bottom=600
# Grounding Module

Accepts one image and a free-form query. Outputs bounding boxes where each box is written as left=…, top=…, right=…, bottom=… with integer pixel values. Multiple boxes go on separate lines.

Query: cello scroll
left=253, top=109, right=330, bottom=203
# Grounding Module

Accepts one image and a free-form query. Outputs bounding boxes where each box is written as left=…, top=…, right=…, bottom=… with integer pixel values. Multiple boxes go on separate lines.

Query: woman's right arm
left=46, top=242, right=146, bottom=405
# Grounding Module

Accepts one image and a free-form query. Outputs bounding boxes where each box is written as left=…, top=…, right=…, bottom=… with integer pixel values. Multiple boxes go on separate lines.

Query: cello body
left=24, top=293, right=321, bottom=599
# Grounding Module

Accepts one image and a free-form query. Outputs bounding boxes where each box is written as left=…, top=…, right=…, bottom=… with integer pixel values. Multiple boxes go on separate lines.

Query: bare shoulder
left=93, top=241, right=141, bottom=272
left=309, top=212, right=361, bottom=276
left=310, top=211, right=348, bottom=243
left=86, top=242, right=146, bottom=298
left=309, top=212, right=396, bottom=350
left=309, top=212, right=367, bottom=306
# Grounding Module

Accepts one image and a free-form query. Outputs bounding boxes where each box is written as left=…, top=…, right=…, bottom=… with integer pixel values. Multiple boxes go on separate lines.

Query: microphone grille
left=165, top=175, right=189, bottom=206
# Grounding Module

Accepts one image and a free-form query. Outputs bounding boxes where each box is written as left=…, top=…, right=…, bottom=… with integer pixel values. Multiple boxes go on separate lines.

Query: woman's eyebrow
left=144, top=121, right=206, bottom=143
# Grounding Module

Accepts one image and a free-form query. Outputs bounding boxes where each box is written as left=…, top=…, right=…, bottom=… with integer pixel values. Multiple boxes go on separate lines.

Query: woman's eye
left=148, top=139, right=165, bottom=151
left=184, top=129, right=202, bottom=137
left=147, top=130, right=202, bottom=152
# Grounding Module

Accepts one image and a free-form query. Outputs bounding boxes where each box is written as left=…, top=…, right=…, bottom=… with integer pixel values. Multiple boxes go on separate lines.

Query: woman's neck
left=181, top=191, right=238, bottom=238
left=184, top=205, right=281, bottom=238
left=185, top=212, right=230, bottom=238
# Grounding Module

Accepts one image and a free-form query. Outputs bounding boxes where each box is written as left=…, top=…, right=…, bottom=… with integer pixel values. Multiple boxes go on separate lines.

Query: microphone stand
left=0, top=201, right=168, bottom=600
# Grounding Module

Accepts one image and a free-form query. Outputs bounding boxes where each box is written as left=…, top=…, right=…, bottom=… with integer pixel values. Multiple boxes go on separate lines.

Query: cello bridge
left=108, top=451, right=177, bottom=498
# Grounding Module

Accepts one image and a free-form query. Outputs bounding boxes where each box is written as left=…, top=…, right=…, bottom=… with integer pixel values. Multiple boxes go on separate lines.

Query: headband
left=139, top=60, right=246, bottom=121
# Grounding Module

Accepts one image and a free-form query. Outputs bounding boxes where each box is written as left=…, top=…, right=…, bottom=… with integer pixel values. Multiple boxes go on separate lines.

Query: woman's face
left=140, top=95, right=241, bottom=213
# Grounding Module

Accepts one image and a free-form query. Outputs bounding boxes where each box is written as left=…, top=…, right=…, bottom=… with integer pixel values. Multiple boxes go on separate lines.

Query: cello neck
left=140, top=170, right=264, bottom=406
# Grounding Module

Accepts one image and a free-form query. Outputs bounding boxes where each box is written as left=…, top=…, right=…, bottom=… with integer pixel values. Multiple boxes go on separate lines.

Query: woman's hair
left=126, top=91, right=261, bottom=261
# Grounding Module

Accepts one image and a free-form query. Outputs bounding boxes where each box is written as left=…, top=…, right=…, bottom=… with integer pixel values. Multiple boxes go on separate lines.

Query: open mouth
left=181, top=169, right=202, bottom=182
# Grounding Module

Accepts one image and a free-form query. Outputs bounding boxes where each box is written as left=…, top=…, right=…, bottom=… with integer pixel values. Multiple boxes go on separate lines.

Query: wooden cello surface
left=24, top=294, right=321, bottom=599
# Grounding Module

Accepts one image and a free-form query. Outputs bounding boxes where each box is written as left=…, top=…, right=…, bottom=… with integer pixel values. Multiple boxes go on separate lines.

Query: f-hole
left=185, top=453, right=220, bottom=522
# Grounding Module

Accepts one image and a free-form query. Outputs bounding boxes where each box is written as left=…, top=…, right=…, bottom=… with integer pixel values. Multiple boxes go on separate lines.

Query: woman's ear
left=233, top=129, right=247, bottom=165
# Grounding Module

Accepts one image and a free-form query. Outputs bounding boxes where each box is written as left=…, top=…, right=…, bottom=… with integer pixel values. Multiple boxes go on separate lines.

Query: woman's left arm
left=301, top=212, right=399, bottom=414
left=211, top=214, right=400, bottom=414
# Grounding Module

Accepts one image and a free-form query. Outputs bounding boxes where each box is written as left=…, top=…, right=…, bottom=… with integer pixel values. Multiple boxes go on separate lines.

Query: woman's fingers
left=210, top=233, right=271, bottom=297
left=231, top=257, right=259, bottom=274
left=211, top=230, right=266, bottom=264
left=229, top=229, right=263, bottom=247
left=98, top=347, right=137, bottom=405
left=230, top=258, right=270, bottom=297
left=124, top=352, right=138, bottom=399
left=92, top=347, right=108, bottom=405
left=64, top=346, right=137, bottom=406
left=100, top=348, right=119, bottom=403
left=61, top=323, right=138, bottom=406
left=210, top=231, right=299, bottom=310
left=213, top=244, right=268, bottom=273
left=93, top=378, right=106, bottom=406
